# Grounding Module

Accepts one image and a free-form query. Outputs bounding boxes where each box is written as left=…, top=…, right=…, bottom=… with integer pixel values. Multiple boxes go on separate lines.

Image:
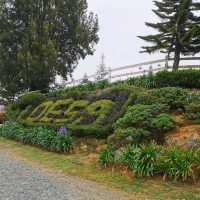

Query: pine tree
left=96, top=54, right=108, bottom=81
left=139, top=0, right=200, bottom=70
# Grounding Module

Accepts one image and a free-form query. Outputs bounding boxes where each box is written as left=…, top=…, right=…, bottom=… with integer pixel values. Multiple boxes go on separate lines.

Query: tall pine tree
left=0, top=0, right=99, bottom=98
left=139, top=0, right=200, bottom=70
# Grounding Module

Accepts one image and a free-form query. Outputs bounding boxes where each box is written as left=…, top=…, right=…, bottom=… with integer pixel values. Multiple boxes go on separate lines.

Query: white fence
left=65, top=56, right=200, bottom=86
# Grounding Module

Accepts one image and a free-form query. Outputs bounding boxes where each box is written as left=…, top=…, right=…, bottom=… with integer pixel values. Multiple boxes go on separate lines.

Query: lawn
left=0, top=137, right=200, bottom=200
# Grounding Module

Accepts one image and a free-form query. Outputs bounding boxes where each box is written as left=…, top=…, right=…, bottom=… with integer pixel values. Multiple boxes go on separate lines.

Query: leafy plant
left=0, top=121, right=73, bottom=153
left=98, top=147, right=115, bottom=168
left=151, top=114, right=175, bottom=132
left=133, top=143, right=161, bottom=177
left=160, top=147, right=195, bottom=181
left=185, top=103, right=200, bottom=120
left=120, top=145, right=140, bottom=170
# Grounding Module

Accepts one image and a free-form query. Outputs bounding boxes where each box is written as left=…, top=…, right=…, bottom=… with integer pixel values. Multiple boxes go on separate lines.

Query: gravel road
left=0, top=148, right=138, bottom=200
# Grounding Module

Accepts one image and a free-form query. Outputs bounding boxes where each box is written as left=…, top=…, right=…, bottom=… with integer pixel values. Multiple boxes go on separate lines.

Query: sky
left=74, top=0, right=161, bottom=79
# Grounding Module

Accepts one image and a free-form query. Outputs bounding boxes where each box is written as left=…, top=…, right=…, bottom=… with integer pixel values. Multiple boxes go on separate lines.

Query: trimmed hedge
left=17, top=87, right=134, bottom=138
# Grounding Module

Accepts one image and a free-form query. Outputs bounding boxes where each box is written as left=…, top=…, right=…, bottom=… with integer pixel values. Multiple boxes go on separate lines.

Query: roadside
left=0, top=138, right=200, bottom=200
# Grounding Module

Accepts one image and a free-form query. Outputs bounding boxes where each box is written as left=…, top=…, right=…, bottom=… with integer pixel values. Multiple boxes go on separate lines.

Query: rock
left=165, top=125, right=200, bottom=148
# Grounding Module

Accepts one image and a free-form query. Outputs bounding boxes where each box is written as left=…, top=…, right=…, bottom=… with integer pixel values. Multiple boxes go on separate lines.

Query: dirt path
left=0, top=146, right=139, bottom=200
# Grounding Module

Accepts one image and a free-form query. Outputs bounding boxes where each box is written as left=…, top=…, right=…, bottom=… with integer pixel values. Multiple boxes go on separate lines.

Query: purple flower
left=57, top=125, right=68, bottom=136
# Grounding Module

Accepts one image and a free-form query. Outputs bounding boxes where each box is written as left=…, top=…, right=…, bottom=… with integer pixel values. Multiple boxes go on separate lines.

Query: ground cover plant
left=0, top=121, right=73, bottom=153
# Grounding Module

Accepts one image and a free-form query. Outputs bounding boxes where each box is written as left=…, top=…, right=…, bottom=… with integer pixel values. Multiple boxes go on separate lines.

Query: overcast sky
left=74, top=0, right=161, bottom=79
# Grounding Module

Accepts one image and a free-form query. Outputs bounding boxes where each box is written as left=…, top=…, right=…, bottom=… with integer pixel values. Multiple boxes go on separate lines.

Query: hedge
left=16, top=87, right=134, bottom=138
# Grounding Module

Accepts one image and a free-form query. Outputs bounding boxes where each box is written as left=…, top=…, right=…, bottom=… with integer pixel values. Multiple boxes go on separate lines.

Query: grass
left=0, top=138, right=200, bottom=200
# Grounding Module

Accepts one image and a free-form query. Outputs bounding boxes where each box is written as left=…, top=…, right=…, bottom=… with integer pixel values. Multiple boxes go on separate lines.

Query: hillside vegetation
left=2, top=69, right=200, bottom=183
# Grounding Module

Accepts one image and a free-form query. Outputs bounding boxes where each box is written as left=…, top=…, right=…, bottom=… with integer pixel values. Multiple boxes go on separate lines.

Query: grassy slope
left=1, top=138, right=200, bottom=200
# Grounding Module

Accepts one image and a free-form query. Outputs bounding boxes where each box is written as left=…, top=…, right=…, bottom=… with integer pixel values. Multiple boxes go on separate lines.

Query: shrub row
left=116, top=70, right=200, bottom=89
left=47, top=70, right=200, bottom=99
left=98, top=143, right=200, bottom=182
left=0, top=121, right=73, bottom=153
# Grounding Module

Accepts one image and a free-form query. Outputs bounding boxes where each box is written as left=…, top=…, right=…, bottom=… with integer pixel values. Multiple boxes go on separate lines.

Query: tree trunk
left=173, top=48, right=181, bottom=71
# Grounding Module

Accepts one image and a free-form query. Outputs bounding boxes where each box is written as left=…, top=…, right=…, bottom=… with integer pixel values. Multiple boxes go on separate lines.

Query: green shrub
left=120, top=145, right=140, bottom=170
left=134, top=91, right=159, bottom=105
left=150, top=87, right=188, bottom=110
left=118, top=143, right=161, bottom=177
left=17, top=91, right=46, bottom=110
left=96, top=80, right=110, bottom=89
left=6, top=103, right=21, bottom=120
left=151, top=114, right=175, bottom=132
left=108, top=128, right=151, bottom=148
left=127, top=75, right=158, bottom=89
left=115, top=104, right=169, bottom=129
left=0, top=121, right=73, bottom=153
left=112, top=103, right=174, bottom=145
left=98, top=147, right=115, bottom=168
left=156, top=70, right=200, bottom=89
left=160, top=147, right=195, bottom=181
left=133, top=143, right=161, bottom=177
left=185, top=103, right=200, bottom=120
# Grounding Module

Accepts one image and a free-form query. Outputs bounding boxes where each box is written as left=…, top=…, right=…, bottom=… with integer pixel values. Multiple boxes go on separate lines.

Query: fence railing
left=65, top=56, right=200, bottom=86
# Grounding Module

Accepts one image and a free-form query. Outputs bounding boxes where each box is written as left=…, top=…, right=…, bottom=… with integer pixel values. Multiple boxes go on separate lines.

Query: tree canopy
left=139, top=0, right=200, bottom=70
left=0, top=0, right=99, bottom=99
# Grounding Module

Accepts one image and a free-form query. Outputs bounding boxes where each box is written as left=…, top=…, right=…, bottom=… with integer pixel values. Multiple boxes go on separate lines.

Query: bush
left=0, top=121, right=73, bottom=153
left=98, top=147, right=115, bottom=168
left=113, top=103, right=173, bottom=145
left=118, top=143, right=161, bottom=177
left=120, top=145, right=140, bottom=170
left=115, top=104, right=169, bottom=129
left=108, top=128, right=151, bottom=148
left=160, top=147, right=195, bottom=181
left=127, top=75, right=158, bottom=89
left=185, top=103, right=200, bottom=120
left=156, top=70, right=200, bottom=89
left=17, top=91, right=46, bottom=110
left=133, top=143, right=161, bottom=177
left=150, top=87, right=188, bottom=110
left=151, top=114, right=175, bottom=132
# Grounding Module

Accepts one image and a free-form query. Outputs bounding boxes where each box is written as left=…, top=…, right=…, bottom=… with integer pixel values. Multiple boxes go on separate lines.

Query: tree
left=139, top=0, right=200, bottom=70
left=96, top=54, right=108, bottom=81
left=0, top=0, right=99, bottom=98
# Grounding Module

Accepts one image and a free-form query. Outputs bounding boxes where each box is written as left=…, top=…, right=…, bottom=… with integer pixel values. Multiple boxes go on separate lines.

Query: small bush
left=151, top=114, right=175, bottom=132
left=115, top=104, right=169, bottom=129
left=160, top=147, right=195, bottom=181
left=185, top=103, right=200, bottom=120
left=133, top=143, right=161, bottom=177
left=98, top=147, right=115, bottom=168
left=120, top=145, right=140, bottom=170
left=109, top=128, right=151, bottom=148
left=127, top=75, right=158, bottom=89
left=150, top=87, right=188, bottom=110
left=0, top=121, right=73, bottom=153
left=17, top=91, right=46, bottom=110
